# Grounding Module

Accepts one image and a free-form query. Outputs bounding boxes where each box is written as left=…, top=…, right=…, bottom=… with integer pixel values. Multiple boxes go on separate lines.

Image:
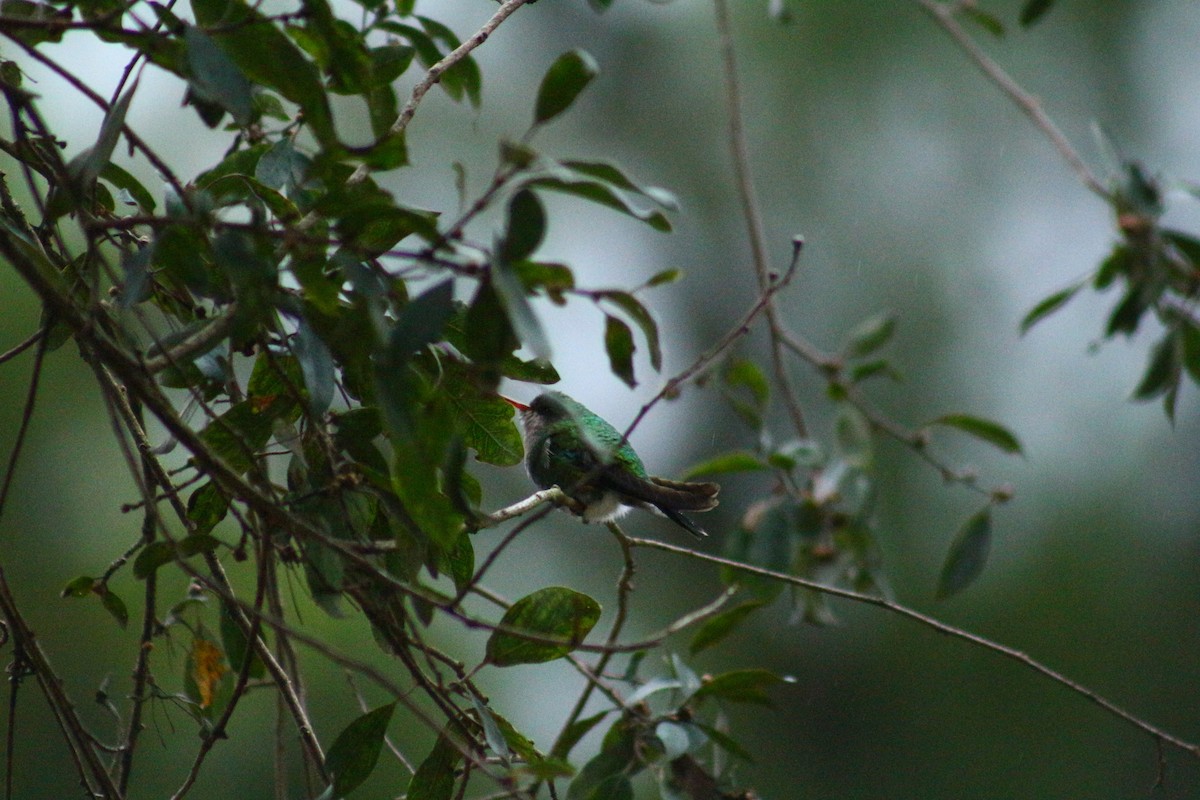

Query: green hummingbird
left=506, top=391, right=719, bottom=538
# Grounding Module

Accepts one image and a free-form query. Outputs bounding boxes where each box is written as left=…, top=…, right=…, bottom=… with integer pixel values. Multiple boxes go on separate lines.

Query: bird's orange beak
left=501, top=396, right=529, bottom=412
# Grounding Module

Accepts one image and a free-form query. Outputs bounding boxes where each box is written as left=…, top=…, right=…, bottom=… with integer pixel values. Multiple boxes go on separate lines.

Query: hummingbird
left=506, top=391, right=719, bottom=538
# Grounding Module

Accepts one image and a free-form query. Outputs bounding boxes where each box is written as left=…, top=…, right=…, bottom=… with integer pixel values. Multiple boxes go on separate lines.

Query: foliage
left=0, top=0, right=1197, bottom=798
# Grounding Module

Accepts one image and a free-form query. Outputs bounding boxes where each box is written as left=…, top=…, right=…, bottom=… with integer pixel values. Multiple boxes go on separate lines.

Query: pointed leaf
left=689, top=599, right=767, bottom=654
left=936, top=507, right=992, bottom=599
left=682, top=451, right=766, bottom=480
left=326, top=702, right=397, bottom=796
left=407, top=732, right=463, bottom=800
left=184, top=26, right=254, bottom=125
left=600, top=290, right=662, bottom=371
left=692, top=668, right=784, bottom=706
left=1019, top=0, right=1056, bottom=27
left=534, top=49, right=599, bottom=125
left=603, top=314, right=636, bottom=388
left=845, top=313, right=896, bottom=358
left=1020, top=283, right=1083, bottom=335
left=384, top=279, right=455, bottom=364
left=928, top=414, right=1023, bottom=455
left=501, top=188, right=545, bottom=262
left=486, top=587, right=601, bottom=666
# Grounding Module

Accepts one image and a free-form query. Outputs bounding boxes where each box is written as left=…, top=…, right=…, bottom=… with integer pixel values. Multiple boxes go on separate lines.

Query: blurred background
left=2, top=0, right=1199, bottom=797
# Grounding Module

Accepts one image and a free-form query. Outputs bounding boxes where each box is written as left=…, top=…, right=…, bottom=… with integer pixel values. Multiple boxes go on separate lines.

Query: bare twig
left=917, top=0, right=1109, bottom=199
left=627, top=536, right=1200, bottom=760
left=713, top=0, right=809, bottom=439
left=0, top=328, right=47, bottom=523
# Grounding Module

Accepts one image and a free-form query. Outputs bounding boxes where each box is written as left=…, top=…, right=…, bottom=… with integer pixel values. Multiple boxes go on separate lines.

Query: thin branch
left=627, top=536, right=1200, bottom=760
left=713, top=0, right=809, bottom=439
left=0, top=331, right=41, bottom=366
left=621, top=236, right=804, bottom=444
left=917, top=0, right=1109, bottom=199
left=0, top=328, right=47, bottom=522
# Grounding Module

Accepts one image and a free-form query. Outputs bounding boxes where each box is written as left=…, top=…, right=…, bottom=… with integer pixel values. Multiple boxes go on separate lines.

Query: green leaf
left=682, top=451, right=766, bottom=480
left=1132, top=332, right=1181, bottom=402
left=1019, top=0, right=1056, bottom=27
left=834, top=406, right=873, bottom=468
left=384, top=280, right=455, bottom=364
left=530, top=177, right=671, bottom=232
left=550, top=710, right=609, bottom=761
left=69, top=80, right=136, bottom=191
left=0, top=0, right=71, bottom=45
left=219, top=599, right=265, bottom=678
left=192, top=0, right=336, bottom=146
left=133, top=535, right=221, bottom=579
left=492, top=256, right=551, bottom=359
left=603, top=314, right=637, bottom=388
left=928, top=414, right=1023, bottom=455
left=692, top=722, right=755, bottom=763
left=1019, top=283, right=1083, bottom=335
left=444, top=366, right=524, bottom=466
left=724, top=359, right=768, bottom=408
left=101, top=589, right=129, bottom=628
left=644, top=268, right=681, bottom=288
left=844, top=313, right=896, bottom=358
left=599, top=290, right=662, bottom=372
left=294, top=318, right=336, bottom=415
left=689, top=599, right=767, bottom=654
left=187, top=481, right=229, bottom=536
left=501, top=189, right=546, bottom=262
left=534, top=49, right=599, bottom=125
left=692, top=668, right=784, bottom=706
left=936, top=507, right=992, bottom=599
left=184, top=26, right=255, bottom=126
left=961, top=6, right=1005, bottom=37
left=1179, top=318, right=1200, bottom=385
left=567, top=719, right=636, bottom=800
left=61, top=575, right=95, bottom=598
left=326, top=702, right=397, bottom=797
left=407, top=732, right=463, bottom=800
left=100, top=162, right=156, bottom=213
left=486, top=587, right=601, bottom=667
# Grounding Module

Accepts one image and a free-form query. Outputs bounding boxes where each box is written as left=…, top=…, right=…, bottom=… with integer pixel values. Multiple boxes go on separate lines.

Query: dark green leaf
left=1019, top=0, right=1056, bottom=27
left=1019, top=283, right=1083, bottom=335
left=692, top=668, right=784, bottom=706
left=1132, top=332, right=1180, bottom=401
left=928, top=414, right=1023, bottom=455
left=693, top=722, right=755, bottom=763
left=100, top=162, right=156, bottom=213
left=192, top=0, right=336, bottom=146
left=1179, top=318, right=1200, bottom=385
left=534, top=49, right=599, bottom=125
left=219, top=599, right=265, bottom=678
left=845, top=313, right=896, bottom=358
left=490, top=257, right=551, bottom=359
left=100, top=589, right=129, bottom=628
left=834, top=406, right=873, bottom=468
left=0, top=0, right=71, bottom=45
left=567, top=719, right=636, bottom=800
left=443, top=365, right=524, bottom=466
left=501, top=189, right=546, bottom=262
left=294, top=318, right=336, bottom=415
left=69, top=81, right=136, bottom=190
left=644, top=268, right=681, bottom=288
left=961, top=6, right=1005, bottom=37
left=724, top=359, right=769, bottom=408
left=184, top=26, right=255, bottom=125
left=530, top=177, right=671, bottom=232
left=682, top=451, right=766, bottom=480
left=384, top=280, right=455, bottom=365
left=937, top=507, right=992, bottom=599
left=326, top=702, right=397, bottom=796
left=603, top=314, right=636, bottom=388
left=133, top=535, right=220, bottom=579
left=600, top=291, right=662, bottom=372
left=407, top=732, right=462, bottom=800
left=61, top=575, right=95, bottom=598
left=550, top=710, right=609, bottom=761
left=199, top=399, right=278, bottom=473
left=689, top=599, right=767, bottom=654
left=486, top=586, right=601, bottom=666
left=187, top=481, right=229, bottom=536
left=1094, top=244, right=1131, bottom=289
